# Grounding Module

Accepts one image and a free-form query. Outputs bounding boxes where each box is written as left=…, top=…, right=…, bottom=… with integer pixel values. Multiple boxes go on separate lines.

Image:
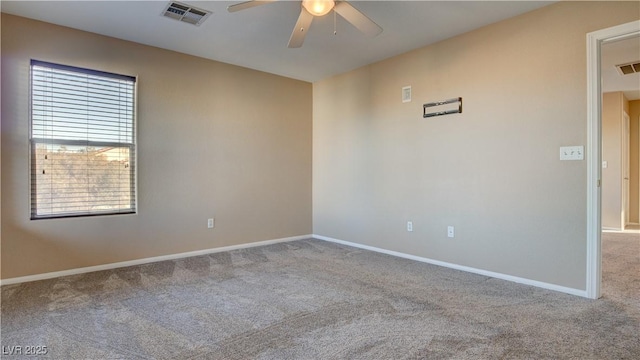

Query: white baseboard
left=312, top=234, right=588, bottom=298
left=0, top=233, right=589, bottom=298
left=601, top=223, right=639, bottom=231
left=0, top=234, right=311, bottom=286
left=602, top=227, right=623, bottom=232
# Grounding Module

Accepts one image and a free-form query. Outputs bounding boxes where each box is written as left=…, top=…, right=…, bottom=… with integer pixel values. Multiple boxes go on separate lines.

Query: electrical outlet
left=207, top=218, right=214, bottom=229
left=407, top=221, right=413, bottom=232
left=402, top=86, right=411, bottom=103
left=447, top=226, right=454, bottom=238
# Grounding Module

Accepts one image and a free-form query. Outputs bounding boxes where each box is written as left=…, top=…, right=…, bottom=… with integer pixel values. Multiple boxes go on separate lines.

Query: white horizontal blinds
left=30, top=60, right=136, bottom=219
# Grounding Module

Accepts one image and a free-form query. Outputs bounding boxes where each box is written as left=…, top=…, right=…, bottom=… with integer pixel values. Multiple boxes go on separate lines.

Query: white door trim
left=586, top=20, right=640, bottom=299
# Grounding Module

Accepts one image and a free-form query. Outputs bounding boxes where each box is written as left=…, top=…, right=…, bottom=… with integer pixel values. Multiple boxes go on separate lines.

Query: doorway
left=586, top=20, right=640, bottom=299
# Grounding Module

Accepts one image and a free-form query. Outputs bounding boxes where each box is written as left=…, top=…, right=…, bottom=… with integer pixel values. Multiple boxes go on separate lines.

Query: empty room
left=1, top=1, right=639, bottom=359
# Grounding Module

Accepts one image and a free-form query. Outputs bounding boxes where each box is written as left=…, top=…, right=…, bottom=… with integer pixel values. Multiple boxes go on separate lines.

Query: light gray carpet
left=1, top=234, right=638, bottom=359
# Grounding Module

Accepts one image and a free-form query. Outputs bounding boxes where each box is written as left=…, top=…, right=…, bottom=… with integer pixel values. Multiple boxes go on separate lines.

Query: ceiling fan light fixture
left=302, top=0, right=335, bottom=17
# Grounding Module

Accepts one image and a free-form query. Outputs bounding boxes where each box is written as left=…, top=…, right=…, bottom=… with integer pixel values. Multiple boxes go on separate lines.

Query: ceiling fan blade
left=288, top=8, right=314, bottom=48
left=334, top=1, right=382, bottom=37
left=227, top=0, right=278, bottom=13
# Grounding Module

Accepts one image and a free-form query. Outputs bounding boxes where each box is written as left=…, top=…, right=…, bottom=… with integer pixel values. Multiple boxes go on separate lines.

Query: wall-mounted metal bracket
left=423, top=97, right=462, bottom=118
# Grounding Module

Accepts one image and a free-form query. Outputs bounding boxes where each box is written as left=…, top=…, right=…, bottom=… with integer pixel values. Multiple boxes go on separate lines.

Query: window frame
left=29, top=60, right=138, bottom=220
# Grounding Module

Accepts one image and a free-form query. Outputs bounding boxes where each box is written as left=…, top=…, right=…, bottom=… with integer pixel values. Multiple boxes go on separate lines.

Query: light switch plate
left=560, top=146, right=584, bottom=161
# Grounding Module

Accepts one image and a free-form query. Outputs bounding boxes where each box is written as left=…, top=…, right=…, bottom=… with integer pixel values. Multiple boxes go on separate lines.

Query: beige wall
left=313, top=1, right=640, bottom=290
left=602, top=92, right=626, bottom=229
left=630, top=100, right=640, bottom=224
left=603, top=94, right=639, bottom=227
left=1, top=14, right=312, bottom=279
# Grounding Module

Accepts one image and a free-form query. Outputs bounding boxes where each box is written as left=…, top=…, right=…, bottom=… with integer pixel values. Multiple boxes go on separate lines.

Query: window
left=30, top=60, right=136, bottom=219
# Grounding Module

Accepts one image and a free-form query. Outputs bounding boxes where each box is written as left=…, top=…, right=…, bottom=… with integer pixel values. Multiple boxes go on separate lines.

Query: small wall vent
left=615, top=61, right=640, bottom=75
left=163, top=1, right=211, bottom=26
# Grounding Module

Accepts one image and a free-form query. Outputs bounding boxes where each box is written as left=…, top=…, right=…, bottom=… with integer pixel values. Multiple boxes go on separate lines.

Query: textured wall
left=313, top=1, right=640, bottom=291
left=1, top=14, right=312, bottom=279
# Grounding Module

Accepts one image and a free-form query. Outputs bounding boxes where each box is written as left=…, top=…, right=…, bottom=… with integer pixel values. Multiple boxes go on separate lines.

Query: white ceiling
left=602, top=36, right=640, bottom=101
left=1, top=0, right=556, bottom=82
left=2, top=0, right=636, bottom=94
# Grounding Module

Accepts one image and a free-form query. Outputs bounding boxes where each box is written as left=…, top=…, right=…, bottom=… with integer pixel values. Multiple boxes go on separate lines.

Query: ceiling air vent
left=162, top=1, right=211, bottom=26
left=616, top=61, right=640, bottom=75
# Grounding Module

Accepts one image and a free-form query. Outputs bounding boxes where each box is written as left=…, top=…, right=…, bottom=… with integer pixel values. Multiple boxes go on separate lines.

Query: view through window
left=30, top=60, right=136, bottom=219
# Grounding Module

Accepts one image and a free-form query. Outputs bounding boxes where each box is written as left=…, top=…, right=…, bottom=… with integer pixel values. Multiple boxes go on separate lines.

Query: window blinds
left=30, top=60, right=137, bottom=219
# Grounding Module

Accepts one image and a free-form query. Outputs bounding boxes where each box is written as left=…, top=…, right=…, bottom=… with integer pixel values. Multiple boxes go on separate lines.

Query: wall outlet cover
left=402, top=86, right=411, bottom=103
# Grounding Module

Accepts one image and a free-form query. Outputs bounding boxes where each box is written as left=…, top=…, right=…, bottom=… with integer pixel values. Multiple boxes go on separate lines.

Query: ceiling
left=1, top=1, right=635, bottom=93
left=1, top=0, right=555, bottom=82
left=602, top=36, right=640, bottom=101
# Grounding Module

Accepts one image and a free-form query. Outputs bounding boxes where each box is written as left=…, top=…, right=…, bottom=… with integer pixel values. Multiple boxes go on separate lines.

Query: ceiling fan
left=227, top=0, right=383, bottom=48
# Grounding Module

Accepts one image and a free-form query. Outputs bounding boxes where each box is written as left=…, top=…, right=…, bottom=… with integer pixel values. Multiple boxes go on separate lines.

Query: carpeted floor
left=1, top=233, right=638, bottom=359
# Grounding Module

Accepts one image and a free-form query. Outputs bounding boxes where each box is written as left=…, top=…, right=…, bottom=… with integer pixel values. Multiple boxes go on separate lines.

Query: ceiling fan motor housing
left=302, top=0, right=336, bottom=17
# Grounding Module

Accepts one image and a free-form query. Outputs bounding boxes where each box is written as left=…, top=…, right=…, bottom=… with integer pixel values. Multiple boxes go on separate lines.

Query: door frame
left=586, top=20, right=640, bottom=299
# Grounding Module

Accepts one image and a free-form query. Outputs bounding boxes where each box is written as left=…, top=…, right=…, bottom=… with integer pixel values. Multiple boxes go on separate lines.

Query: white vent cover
left=616, top=61, right=640, bottom=75
left=163, top=1, right=211, bottom=26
